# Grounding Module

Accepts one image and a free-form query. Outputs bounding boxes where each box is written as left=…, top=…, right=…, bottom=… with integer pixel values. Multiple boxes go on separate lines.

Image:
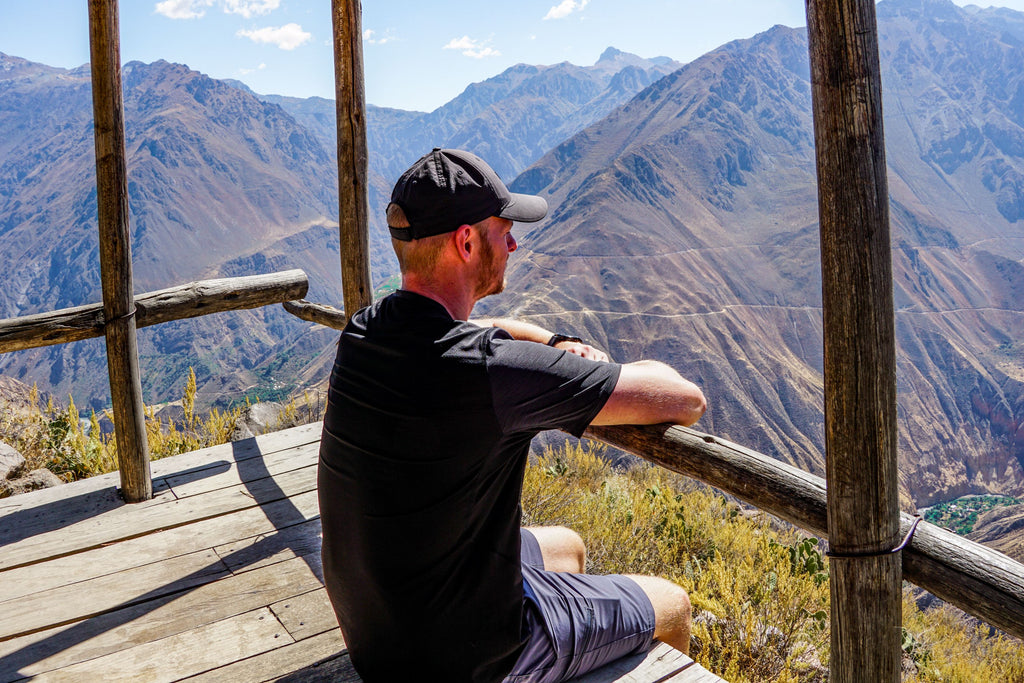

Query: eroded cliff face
left=490, top=0, right=1024, bottom=508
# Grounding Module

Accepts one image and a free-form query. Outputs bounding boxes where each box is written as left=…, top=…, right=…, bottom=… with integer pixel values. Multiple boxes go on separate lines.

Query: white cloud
left=239, top=63, right=267, bottom=75
left=543, top=0, right=589, bottom=20
left=363, top=29, right=396, bottom=45
left=155, top=0, right=213, bottom=19
left=236, top=23, right=312, bottom=50
left=223, top=0, right=281, bottom=18
left=443, top=36, right=500, bottom=59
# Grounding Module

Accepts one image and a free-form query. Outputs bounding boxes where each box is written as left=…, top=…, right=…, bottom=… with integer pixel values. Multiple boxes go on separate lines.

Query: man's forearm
left=471, top=317, right=554, bottom=343
left=472, top=317, right=611, bottom=362
left=592, top=360, right=707, bottom=427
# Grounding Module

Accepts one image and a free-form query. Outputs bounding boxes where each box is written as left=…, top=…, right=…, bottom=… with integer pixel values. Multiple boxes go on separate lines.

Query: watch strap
left=546, top=333, right=583, bottom=347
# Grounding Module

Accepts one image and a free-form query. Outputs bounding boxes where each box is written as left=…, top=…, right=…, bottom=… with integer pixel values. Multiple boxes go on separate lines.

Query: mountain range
left=0, top=46, right=676, bottom=410
left=491, top=0, right=1024, bottom=506
left=1, top=0, right=1023, bottom=510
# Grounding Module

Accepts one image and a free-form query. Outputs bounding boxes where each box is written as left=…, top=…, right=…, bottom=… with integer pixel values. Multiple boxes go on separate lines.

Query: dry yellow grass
left=522, top=439, right=1024, bottom=682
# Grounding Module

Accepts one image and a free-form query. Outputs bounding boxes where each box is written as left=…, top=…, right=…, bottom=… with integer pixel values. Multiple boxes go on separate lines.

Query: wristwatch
left=546, top=333, right=583, bottom=347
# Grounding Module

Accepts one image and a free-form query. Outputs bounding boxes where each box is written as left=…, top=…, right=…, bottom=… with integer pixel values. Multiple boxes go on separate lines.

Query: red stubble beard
left=474, top=229, right=508, bottom=299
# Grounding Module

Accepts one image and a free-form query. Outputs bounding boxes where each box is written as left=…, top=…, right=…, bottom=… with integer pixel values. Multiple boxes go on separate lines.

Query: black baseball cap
left=388, top=148, right=548, bottom=241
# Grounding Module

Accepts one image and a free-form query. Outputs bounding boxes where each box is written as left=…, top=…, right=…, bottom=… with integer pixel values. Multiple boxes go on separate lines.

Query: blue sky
left=2, top=1, right=1022, bottom=112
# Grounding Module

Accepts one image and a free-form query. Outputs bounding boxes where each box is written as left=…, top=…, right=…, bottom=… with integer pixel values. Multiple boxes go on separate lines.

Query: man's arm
left=592, top=360, right=706, bottom=427
left=472, top=317, right=609, bottom=362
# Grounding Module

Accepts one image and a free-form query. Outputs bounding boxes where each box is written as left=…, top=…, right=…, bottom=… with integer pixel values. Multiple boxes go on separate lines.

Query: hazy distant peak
left=506, top=62, right=542, bottom=76
left=649, top=55, right=679, bottom=67
left=596, top=46, right=659, bottom=69
left=0, top=52, right=70, bottom=79
left=134, top=59, right=192, bottom=74
left=597, top=46, right=628, bottom=63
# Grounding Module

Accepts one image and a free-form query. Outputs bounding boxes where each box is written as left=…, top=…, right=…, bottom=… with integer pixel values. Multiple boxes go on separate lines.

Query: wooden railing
left=586, top=423, right=1024, bottom=642
left=0, top=268, right=310, bottom=495
left=277, top=301, right=1024, bottom=645
left=282, top=299, right=348, bottom=330
left=0, top=0, right=333, bottom=503
left=0, top=271, right=309, bottom=354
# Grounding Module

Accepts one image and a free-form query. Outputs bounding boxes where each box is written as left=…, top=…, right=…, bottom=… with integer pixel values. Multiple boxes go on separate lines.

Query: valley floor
left=0, top=423, right=721, bottom=683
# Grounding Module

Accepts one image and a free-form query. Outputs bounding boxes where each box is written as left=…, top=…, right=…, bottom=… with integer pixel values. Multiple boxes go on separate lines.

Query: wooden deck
left=0, top=423, right=724, bottom=682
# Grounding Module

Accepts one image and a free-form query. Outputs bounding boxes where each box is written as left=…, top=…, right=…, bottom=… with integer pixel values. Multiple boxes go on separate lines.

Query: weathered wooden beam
left=805, top=0, right=901, bottom=678
left=88, top=0, right=151, bottom=503
left=0, top=271, right=309, bottom=353
left=282, top=299, right=347, bottom=331
left=586, top=424, right=1024, bottom=643
left=331, top=0, right=372, bottom=317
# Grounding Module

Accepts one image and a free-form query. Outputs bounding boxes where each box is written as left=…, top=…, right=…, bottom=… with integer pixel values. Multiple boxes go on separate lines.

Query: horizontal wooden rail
left=282, top=299, right=348, bottom=330
left=586, top=423, right=1024, bottom=641
left=0, top=270, right=309, bottom=354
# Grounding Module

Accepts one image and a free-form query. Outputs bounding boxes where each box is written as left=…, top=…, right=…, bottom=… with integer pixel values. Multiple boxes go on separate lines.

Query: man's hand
left=553, top=340, right=609, bottom=363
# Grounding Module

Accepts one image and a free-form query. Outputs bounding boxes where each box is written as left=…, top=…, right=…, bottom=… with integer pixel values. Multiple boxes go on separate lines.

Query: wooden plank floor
left=0, top=423, right=724, bottom=682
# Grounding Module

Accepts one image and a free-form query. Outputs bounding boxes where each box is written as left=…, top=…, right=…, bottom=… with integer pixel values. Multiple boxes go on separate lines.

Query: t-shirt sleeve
left=485, top=336, right=621, bottom=438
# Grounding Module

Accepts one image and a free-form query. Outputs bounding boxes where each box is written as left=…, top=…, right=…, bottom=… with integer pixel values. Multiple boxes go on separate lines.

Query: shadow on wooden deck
left=0, top=423, right=723, bottom=682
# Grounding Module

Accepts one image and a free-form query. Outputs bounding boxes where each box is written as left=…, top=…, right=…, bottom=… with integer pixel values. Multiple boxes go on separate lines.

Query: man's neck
left=400, top=277, right=475, bottom=321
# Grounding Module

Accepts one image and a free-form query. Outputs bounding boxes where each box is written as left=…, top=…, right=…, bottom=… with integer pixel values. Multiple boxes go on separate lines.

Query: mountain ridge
left=0, top=46, right=681, bottom=411
left=2, top=0, right=1024, bottom=512
left=490, top=0, right=1024, bottom=506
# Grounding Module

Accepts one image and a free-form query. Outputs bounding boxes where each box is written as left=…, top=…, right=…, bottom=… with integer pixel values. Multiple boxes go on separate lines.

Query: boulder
left=230, top=402, right=285, bottom=441
left=0, top=441, right=26, bottom=480
left=0, top=468, right=64, bottom=498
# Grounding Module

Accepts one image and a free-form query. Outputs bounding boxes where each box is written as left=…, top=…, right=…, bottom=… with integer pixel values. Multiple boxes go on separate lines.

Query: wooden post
left=331, top=0, right=372, bottom=315
left=805, top=0, right=901, bottom=679
left=88, top=0, right=152, bottom=503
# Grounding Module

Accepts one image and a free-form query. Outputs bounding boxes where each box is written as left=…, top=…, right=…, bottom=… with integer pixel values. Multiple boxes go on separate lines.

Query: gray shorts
left=504, top=530, right=657, bottom=683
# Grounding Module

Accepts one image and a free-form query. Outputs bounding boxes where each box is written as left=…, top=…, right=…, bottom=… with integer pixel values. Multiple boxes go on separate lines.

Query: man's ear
left=453, top=224, right=474, bottom=263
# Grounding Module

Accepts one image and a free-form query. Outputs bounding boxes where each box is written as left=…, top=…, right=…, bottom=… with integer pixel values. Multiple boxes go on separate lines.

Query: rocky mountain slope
left=0, top=47, right=678, bottom=410
left=0, top=54, right=345, bottom=409
left=1, top=0, right=1022, bottom=512
left=484, top=0, right=1024, bottom=507
left=261, top=48, right=681, bottom=277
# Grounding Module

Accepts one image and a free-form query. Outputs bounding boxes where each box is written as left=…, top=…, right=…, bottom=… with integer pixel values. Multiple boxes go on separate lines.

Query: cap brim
left=499, top=193, right=548, bottom=223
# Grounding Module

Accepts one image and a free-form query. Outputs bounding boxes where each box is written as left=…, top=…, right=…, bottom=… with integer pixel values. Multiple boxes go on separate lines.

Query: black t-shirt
left=318, top=290, right=620, bottom=682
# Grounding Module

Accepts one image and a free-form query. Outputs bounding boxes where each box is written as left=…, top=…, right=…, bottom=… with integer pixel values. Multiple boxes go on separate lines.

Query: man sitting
left=318, top=148, right=706, bottom=682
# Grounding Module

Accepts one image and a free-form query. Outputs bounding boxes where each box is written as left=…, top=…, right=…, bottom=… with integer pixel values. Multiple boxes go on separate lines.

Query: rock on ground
left=1, top=468, right=64, bottom=498
left=230, top=402, right=285, bottom=441
left=0, top=440, right=26, bottom=480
